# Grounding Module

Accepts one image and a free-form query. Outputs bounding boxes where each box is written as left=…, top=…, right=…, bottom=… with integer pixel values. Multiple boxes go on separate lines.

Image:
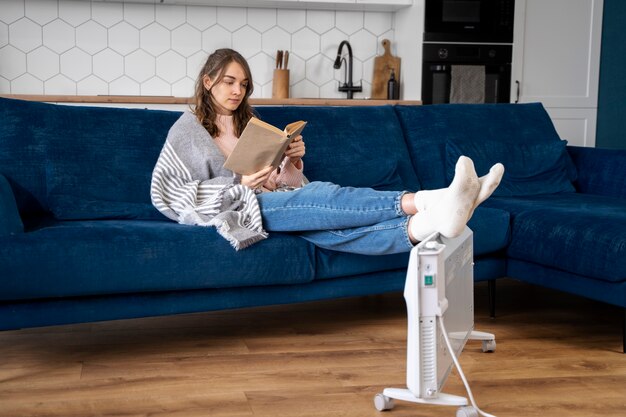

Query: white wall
left=394, top=0, right=422, bottom=100
left=0, top=0, right=397, bottom=99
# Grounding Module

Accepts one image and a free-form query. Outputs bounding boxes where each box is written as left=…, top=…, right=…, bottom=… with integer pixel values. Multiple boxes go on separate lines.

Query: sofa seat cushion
left=0, top=220, right=315, bottom=301
left=483, top=193, right=626, bottom=218
left=467, top=206, right=510, bottom=256
left=484, top=194, right=626, bottom=283
left=314, top=250, right=410, bottom=280
left=255, top=106, right=421, bottom=192
left=313, top=205, right=510, bottom=281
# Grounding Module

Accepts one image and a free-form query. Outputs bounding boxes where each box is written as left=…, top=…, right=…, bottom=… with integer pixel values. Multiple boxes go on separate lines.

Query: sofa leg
left=488, top=280, right=496, bottom=319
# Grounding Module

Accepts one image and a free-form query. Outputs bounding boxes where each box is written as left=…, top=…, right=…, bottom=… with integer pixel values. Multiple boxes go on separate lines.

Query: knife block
left=272, top=69, right=290, bottom=99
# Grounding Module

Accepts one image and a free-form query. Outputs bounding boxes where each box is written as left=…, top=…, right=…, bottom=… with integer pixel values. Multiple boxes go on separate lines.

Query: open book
left=223, top=117, right=307, bottom=176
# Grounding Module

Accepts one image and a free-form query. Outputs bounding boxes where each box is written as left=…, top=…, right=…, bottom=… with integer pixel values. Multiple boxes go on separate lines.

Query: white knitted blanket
left=150, top=112, right=267, bottom=250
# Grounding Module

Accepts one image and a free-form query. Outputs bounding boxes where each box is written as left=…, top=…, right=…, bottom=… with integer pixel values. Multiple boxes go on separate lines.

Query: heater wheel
left=481, top=339, right=496, bottom=353
left=373, top=393, right=394, bottom=411
left=456, top=405, right=479, bottom=417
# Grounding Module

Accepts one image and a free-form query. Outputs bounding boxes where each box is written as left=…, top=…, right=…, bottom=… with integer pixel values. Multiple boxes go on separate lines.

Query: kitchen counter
left=1, top=95, right=421, bottom=107
left=252, top=98, right=422, bottom=106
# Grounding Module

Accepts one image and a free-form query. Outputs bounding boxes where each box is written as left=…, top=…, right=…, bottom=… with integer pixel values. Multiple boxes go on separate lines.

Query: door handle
left=515, top=80, right=520, bottom=103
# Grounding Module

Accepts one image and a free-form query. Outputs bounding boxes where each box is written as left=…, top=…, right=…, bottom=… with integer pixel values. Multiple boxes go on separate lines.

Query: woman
left=151, top=48, right=504, bottom=253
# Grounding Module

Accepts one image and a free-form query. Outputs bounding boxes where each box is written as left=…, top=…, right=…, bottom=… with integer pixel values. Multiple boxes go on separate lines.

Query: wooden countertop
left=1, top=94, right=421, bottom=106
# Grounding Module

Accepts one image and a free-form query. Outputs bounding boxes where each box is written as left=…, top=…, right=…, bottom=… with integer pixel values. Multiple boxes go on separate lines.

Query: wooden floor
left=1, top=278, right=625, bottom=417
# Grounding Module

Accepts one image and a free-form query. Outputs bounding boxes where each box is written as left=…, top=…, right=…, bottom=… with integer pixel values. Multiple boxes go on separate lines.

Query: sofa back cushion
left=256, top=106, right=421, bottom=192
left=1, top=97, right=182, bottom=220
left=446, top=139, right=577, bottom=196
left=45, top=104, right=181, bottom=220
left=568, top=146, right=626, bottom=198
left=45, top=103, right=181, bottom=220
left=0, top=174, right=23, bottom=236
left=0, top=97, right=52, bottom=216
left=394, top=103, right=563, bottom=190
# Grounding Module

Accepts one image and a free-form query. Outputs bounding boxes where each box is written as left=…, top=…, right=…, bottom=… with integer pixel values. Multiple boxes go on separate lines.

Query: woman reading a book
left=151, top=48, right=504, bottom=253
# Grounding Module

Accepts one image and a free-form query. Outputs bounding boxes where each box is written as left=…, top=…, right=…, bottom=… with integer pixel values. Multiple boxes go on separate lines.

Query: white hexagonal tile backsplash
left=0, top=0, right=394, bottom=98
left=123, top=3, right=155, bottom=30
left=76, top=21, right=107, bottom=55
left=172, top=24, right=202, bottom=57
left=28, top=46, right=59, bottom=81
left=93, top=49, right=123, bottom=82
left=25, top=0, right=58, bottom=26
left=43, top=19, right=75, bottom=54
left=126, top=50, right=156, bottom=83
left=92, top=2, right=123, bottom=28
left=0, top=22, right=9, bottom=49
left=140, top=23, right=170, bottom=57
left=0, top=45, right=26, bottom=80
left=61, top=48, right=92, bottom=82
left=109, top=21, right=140, bottom=56
left=10, top=18, right=43, bottom=53
left=156, top=50, right=186, bottom=83
left=186, top=6, right=217, bottom=31
left=59, top=0, right=91, bottom=27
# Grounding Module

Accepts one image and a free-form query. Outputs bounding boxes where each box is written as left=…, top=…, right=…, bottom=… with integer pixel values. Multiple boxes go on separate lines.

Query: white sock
left=475, top=163, right=504, bottom=207
left=467, top=163, right=505, bottom=220
left=413, top=188, right=447, bottom=212
left=410, top=156, right=480, bottom=241
left=414, top=163, right=505, bottom=213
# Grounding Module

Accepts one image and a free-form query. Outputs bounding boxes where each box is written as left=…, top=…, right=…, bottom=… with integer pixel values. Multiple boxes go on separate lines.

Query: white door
left=545, top=108, right=598, bottom=148
left=512, top=0, right=603, bottom=107
left=511, top=0, right=603, bottom=146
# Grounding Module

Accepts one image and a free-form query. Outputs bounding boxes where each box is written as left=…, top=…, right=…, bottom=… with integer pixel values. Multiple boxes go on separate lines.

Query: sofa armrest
left=567, top=146, right=626, bottom=199
left=0, top=174, right=24, bottom=236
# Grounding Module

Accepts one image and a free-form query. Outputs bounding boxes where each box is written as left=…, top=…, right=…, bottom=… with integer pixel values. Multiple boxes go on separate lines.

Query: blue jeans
left=256, top=181, right=414, bottom=255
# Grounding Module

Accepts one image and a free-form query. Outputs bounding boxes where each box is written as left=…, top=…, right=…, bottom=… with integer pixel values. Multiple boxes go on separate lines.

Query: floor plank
left=1, top=278, right=624, bottom=417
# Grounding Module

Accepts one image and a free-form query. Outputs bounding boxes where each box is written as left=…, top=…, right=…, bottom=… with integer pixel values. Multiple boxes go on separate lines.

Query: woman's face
left=204, top=61, right=249, bottom=115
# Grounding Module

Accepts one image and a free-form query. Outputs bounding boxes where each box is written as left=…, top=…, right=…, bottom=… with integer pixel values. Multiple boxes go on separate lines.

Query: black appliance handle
left=515, top=80, right=520, bottom=103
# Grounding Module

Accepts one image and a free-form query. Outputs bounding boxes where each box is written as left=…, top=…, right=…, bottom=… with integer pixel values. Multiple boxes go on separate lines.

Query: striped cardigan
left=150, top=111, right=267, bottom=250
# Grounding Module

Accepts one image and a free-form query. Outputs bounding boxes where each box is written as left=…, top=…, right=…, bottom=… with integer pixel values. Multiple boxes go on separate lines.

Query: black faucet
left=333, top=40, right=362, bottom=99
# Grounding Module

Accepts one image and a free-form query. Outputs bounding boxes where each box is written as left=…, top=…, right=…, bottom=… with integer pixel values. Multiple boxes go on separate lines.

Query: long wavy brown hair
left=193, top=49, right=255, bottom=138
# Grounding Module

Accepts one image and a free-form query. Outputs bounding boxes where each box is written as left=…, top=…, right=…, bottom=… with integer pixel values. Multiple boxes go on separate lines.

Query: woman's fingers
left=286, top=140, right=305, bottom=158
left=242, top=166, right=273, bottom=188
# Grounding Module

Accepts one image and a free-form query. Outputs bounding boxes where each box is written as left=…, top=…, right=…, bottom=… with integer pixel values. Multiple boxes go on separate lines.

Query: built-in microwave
left=424, top=0, right=515, bottom=43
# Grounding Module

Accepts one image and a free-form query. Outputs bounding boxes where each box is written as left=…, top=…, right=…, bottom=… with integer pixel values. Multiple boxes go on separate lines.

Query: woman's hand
left=241, top=165, right=274, bottom=190
left=285, top=135, right=305, bottom=168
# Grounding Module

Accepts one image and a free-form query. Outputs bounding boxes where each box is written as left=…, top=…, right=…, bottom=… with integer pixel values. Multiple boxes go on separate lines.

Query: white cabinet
left=116, top=0, right=413, bottom=12
left=512, top=0, right=603, bottom=147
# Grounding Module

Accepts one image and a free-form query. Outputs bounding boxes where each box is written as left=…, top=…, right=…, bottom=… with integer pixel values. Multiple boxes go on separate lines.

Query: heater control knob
left=438, top=48, right=449, bottom=59
left=488, top=49, right=497, bottom=58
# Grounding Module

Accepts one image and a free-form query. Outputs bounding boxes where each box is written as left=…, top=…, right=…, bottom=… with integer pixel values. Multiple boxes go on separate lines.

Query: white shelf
left=93, top=0, right=413, bottom=12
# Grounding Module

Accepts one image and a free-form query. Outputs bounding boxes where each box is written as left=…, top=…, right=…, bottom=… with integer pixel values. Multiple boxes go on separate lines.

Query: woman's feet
left=409, top=156, right=480, bottom=241
left=470, top=162, right=504, bottom=218
left=407, top=156, right=504, bottom=242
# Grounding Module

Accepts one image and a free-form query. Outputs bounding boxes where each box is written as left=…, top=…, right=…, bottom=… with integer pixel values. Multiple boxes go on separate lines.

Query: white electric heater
left=374, top=228, right=496, bottom=417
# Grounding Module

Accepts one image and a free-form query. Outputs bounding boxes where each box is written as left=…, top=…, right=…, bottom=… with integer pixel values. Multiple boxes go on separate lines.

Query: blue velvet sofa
left=1, top=96, right=625, bottom=350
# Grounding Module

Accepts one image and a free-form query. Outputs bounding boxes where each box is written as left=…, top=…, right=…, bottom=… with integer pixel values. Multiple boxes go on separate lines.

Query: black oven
left=422, top=43, right=512, bottom=104
left=424, top=0, right=515, bottom=43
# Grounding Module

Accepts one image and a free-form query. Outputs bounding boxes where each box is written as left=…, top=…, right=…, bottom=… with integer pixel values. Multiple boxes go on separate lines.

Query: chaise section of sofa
left=485, top=146, right=626, bottom=310
left=395, top=103, right=626, bottom=351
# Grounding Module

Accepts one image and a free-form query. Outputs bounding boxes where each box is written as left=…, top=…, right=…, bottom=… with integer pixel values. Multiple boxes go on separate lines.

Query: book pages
left=223, top=117, right=306, bottom=176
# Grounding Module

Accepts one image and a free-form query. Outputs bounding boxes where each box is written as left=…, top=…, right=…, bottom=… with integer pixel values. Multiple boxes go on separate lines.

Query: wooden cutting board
left=371, top=39, right=401, bottom=99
